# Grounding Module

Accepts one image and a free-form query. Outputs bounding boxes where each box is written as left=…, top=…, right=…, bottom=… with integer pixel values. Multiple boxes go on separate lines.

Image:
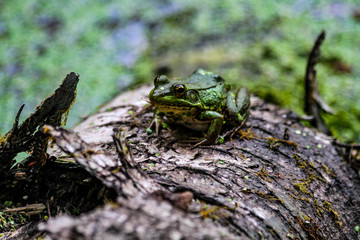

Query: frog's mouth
left=149, top=92, right=200, bottom=107
left=155, top=104, right=197, bottom=113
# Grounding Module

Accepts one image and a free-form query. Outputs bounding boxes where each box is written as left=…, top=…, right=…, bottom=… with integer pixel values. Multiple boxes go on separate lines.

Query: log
left=35, top=84, right=360, bottom=240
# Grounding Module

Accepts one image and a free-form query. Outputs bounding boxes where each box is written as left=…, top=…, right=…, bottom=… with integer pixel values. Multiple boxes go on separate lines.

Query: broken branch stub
left=304, top=30, right=333, bottom=135
left=0, top=72, right=79, bottom=169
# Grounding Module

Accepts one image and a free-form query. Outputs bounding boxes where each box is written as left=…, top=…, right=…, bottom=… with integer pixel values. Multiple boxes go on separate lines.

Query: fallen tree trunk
left=33, top=84, right=360, bottom=240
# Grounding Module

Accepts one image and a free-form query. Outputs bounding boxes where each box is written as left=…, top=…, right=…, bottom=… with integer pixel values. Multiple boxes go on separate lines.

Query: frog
left=148, top=68, right=250, bottom=147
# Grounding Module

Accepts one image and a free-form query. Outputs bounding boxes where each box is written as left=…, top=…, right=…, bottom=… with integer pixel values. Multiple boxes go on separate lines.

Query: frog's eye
left=174, top=84, right=186, bottom=97
left=154, top=75, right=169, bottom=86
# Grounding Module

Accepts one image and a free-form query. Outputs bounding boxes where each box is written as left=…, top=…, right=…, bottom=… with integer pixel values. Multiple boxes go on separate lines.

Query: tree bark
left=34, top=84, right=360, bottom=240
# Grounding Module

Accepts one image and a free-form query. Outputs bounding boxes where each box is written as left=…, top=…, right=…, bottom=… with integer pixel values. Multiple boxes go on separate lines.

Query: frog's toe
left=191, top=138, right=215, bottom=148
left=148, top=118, right=161, bottom=135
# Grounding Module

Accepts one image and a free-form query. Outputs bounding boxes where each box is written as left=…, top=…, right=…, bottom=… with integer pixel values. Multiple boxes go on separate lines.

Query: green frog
left=148, top=68, right=250, bottom=147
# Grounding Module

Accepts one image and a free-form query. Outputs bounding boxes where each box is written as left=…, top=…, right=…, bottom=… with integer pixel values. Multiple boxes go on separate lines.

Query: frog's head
left=149, top=75, right=202, bottom=110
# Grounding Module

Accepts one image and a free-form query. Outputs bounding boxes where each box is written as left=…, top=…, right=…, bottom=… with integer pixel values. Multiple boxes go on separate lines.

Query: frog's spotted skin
left=149, top=68, right=250, bottom=147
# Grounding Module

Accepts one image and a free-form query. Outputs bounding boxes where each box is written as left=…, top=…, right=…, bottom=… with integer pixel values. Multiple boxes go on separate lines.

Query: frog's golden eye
left=174, top=84, right=186, bottom=97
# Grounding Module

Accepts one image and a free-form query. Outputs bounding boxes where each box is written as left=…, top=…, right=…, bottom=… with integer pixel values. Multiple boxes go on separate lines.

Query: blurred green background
left=0, top=0, right=359, bottom=142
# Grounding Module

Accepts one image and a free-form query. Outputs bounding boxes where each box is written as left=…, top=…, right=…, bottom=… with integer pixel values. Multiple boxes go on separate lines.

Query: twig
left=10, top=103, right=25, bottom=134
left=304, top=30, right=332, bottom=135
left=333, top=140, right=360, bottom=149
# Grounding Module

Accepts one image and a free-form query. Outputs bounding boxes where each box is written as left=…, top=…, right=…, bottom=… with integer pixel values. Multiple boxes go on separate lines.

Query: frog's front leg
left=148, top=109, right=164, bottom=135
left=193, top=111, right=224, bottom=148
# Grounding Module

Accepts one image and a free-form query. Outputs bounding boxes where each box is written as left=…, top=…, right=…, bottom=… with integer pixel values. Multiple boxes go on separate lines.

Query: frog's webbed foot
left=148, top=109, right=165, bottom=135
left=222, top=114, right=249, bottom=140
left=191, top=117, right=223, bottom=148
left=149, top=116, right=162, bottom=135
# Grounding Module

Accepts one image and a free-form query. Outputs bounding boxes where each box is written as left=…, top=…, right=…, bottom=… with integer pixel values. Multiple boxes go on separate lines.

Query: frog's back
left=184, top=68, right=225, bottom=90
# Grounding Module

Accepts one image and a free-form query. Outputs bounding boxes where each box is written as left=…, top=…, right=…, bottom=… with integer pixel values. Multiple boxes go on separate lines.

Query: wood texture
left=37, top=85, right=360, bottom=240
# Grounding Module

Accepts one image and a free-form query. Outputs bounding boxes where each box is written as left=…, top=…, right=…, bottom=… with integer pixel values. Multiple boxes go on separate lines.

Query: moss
left=296, top=215, right=324, bottom=240
left=252, top=190, right=284, bottom=203
left=289, top=194, right=311, bottom=203
left=322, top=201, right=342, bottom=228
left=321, top=164, right=336, bottom=178
left=294, top=178, right=313, bottom=196
left=293, top=174, right=326, bottom=196
left=293, top=154, right=315, bottom=169
left=199, top=200, right=238, bottom=220
left=200, top=204, right=221, bottom=220
left=256, top=164, right=272, bottom=182
left=237, top=127, right=257, bottom=141
left=0, top=134, right=5, bottom=147
left=266, top=137, right=299, bottom=149
left=313, top=199, right=325, bottom=216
